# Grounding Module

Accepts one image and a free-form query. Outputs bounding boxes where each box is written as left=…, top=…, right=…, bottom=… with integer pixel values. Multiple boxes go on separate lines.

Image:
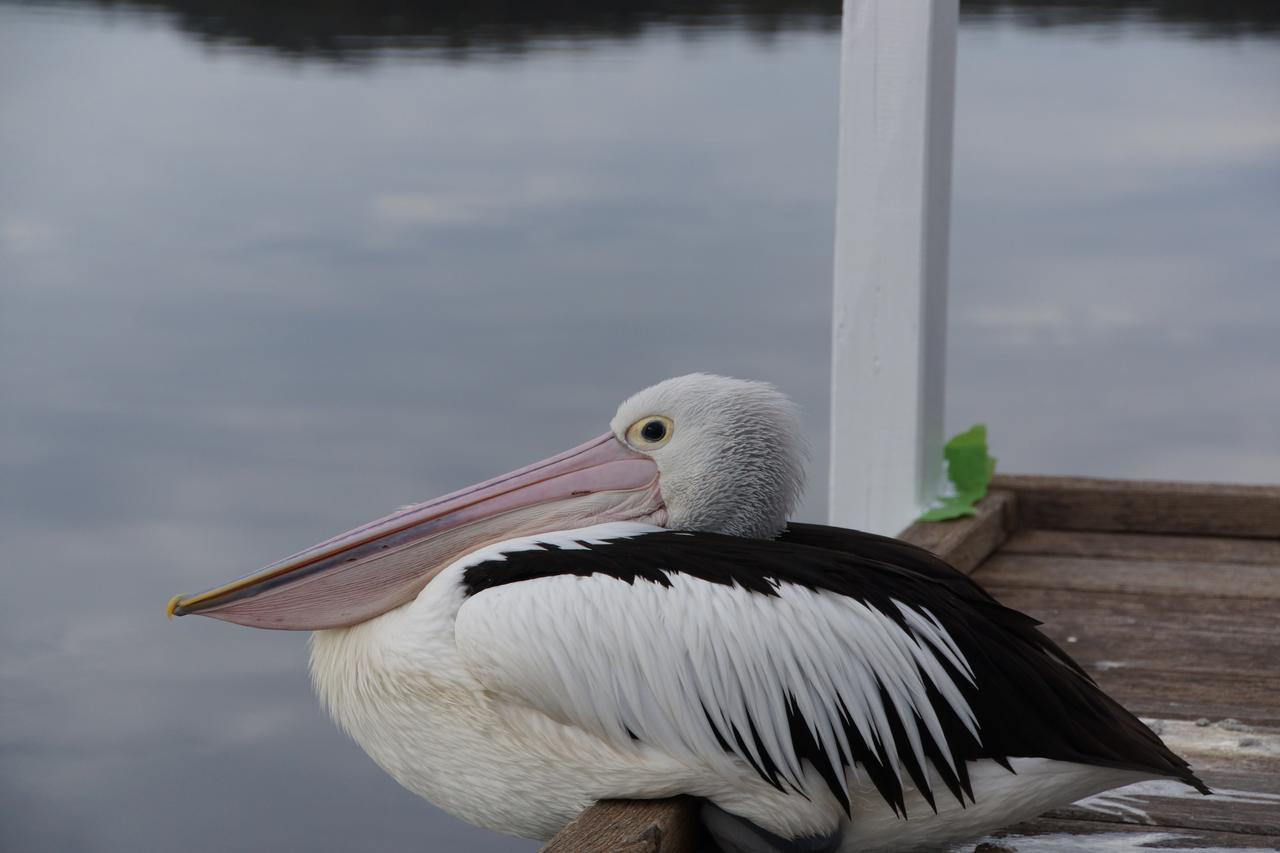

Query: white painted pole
left=828, top=0, right=958, bottom=536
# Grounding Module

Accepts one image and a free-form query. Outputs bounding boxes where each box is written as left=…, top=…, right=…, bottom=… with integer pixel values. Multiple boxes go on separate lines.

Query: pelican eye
left=626, top=415, right=674, bottom=449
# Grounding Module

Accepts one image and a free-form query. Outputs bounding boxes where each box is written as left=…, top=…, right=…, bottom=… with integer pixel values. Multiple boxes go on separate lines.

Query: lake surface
left=2, top=2, right=1277, bottom=850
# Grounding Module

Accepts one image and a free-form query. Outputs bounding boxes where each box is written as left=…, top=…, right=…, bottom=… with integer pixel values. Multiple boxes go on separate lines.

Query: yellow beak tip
left=166, top=594, right=185, bottom=620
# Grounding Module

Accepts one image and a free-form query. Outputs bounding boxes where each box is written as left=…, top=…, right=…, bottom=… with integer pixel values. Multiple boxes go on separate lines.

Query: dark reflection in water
left=2, top=1, right=1278, bottom=852
left=16, top=0, right=1280, bottom=64
left=20, top=0, right=841, bottom=61
left=966, top=0, right=1280, bottom=38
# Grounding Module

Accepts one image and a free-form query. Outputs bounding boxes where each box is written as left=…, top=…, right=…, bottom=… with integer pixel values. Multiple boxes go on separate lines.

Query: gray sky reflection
left=1, top=5, right=1277, bottom=852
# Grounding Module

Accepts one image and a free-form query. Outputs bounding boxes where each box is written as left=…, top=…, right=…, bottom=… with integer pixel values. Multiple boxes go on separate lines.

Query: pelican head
left=168, top=373, right=805, bottom=630
left=611, top=373, right=805, bottom=538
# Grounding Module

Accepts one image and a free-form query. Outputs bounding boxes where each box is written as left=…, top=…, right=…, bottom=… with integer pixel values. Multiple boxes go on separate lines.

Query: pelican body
left=171, top=374, right=1206, bottom=852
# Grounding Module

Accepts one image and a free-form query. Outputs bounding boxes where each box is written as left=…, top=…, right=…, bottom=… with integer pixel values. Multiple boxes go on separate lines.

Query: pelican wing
left=453, top=524, right=1202, bottom=816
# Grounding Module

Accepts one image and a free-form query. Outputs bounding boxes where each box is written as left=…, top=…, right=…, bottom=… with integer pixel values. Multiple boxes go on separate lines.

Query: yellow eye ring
left=626, top=415, right=674, bottom=449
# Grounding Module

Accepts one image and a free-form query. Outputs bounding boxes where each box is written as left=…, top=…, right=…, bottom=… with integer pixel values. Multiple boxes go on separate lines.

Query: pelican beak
left=168, top=433, right=662, bottom=630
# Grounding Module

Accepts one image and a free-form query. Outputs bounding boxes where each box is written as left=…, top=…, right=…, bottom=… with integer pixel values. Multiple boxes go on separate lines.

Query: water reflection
left=2, top=2, right=1277, bottom=852
left=16, top=0, right=1280, bottom=66
left=965, top=0, right=1280, bottom=39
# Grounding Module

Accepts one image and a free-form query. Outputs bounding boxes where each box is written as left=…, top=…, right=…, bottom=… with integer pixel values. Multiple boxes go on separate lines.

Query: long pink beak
left=168, top=433, right=663, bottom=630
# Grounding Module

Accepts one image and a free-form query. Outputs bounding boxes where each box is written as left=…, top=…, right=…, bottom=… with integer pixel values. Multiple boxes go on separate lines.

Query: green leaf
left=917, top=494, right=980, bottom=522
left=916, top=425, right=997, bottom=523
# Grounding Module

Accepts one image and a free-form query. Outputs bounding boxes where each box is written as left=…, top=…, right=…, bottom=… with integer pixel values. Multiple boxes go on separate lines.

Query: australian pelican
left=170, top=374, right=1206, bottom=852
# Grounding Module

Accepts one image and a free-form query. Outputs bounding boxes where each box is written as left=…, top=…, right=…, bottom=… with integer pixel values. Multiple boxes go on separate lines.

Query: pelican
left=170, top=374, right=1206, bottom=852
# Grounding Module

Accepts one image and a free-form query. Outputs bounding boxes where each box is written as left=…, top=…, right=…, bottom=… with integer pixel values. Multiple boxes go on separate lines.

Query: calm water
left=2, top=2, right=1277, bottom=850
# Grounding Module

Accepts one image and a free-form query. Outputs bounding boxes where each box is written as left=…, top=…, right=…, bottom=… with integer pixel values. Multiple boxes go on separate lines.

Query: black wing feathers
left=462, top=522, right=1208, bottom=814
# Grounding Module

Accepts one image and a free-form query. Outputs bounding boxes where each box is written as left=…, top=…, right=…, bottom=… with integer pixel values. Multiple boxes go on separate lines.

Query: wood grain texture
left=1004, top=528, right=1280, bottom=567
left=994, top=474, right=1280, bottom=538
left=897, top=489, right=1016, bottom=574
left=980, top=571, right=1280, bottom=725
left=982, top=587, right=1280, bottom=678
left=1048, top=767, right=1280, bottom=836
left=976, top=816, right=1280, bottom=850
left=541, top=797, right=708, bottom=853
left=976, top=553, right=1280, bottom=600
left=1098, top=669, right=1280, bottom=729
left=1147, top=718, right=1280, bottom=780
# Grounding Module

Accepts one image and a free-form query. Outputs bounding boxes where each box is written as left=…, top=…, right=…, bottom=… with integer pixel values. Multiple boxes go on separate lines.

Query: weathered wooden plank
left=1038, top=726, right=1280, bottom=836
left=976, top=553, right=1280, bottom=600
left=993, top=474, right=1280, bottom=538
left=898, top=489, right=1017, bottom=573
left=1157, top=712, right=1280, bottom=768
left=974, top=816, right=1280, bottom=850
left=540, top=797, right=708, bottom=853
left=1052, top=786, right=1280, bottom=839
left=1045, top=756, right=1280, bottom=836
left=1004, top=529, right=1280, bottom=567
left=979, top=587, right=1280, bottom=677
left=977, top=585, right=1280, bottom=725
left=1101, top=669, right=1280, bottom=729
left=1151, top=718, right=1280, bottom=778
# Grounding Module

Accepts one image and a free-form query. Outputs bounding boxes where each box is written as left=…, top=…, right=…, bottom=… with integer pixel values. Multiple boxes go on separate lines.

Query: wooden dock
left=545, top=475, right=1280, bottom=852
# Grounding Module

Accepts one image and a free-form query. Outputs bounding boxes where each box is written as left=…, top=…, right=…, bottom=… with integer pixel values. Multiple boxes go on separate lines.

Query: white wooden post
left=828, top=0, right=958, bottom=536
